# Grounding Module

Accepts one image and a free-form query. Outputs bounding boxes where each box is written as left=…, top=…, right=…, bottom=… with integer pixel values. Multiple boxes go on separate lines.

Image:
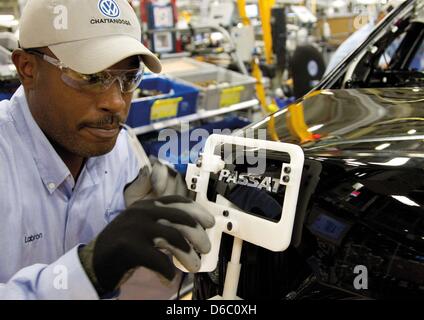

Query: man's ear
left=12, top=49, right=38, bottom=89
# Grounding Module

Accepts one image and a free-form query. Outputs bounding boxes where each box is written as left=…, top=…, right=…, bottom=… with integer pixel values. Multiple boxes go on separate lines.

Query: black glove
left=79, top=195, right=215, bottom=296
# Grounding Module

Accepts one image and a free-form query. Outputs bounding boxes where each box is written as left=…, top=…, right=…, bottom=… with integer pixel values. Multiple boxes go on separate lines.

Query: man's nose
left=96, top=81, right=127, bottom=114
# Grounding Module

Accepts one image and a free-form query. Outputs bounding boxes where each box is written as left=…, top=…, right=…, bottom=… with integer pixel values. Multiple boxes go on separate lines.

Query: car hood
left=248, top=87, right=424, bottom=166
left=237, top=87, right=424, bottom=250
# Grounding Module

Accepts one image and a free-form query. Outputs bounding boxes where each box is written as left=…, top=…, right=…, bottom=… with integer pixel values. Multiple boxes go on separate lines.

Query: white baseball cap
left=18, top=0, right=162, bottom=74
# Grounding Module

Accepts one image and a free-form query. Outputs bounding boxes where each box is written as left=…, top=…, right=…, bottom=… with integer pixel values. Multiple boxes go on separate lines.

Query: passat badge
left=98, top=0, right=120, bottom=18
left=218, top=169, right=281, bottom=193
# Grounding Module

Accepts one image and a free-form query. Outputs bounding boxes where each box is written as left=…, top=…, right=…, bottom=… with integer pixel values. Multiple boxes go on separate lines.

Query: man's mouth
left=82, top=125, right=121, bottom=139
left=79, top=114, right=124, bottom=140
left=87, top=124, right=120, bottom=130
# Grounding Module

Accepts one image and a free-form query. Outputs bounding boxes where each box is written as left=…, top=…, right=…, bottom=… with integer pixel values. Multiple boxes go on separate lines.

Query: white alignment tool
left=174, top=134, right=304, bottom=300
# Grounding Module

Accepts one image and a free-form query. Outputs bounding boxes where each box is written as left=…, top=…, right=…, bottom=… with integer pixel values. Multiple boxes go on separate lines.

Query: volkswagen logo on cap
left=98, top=0, right=120, bottom=18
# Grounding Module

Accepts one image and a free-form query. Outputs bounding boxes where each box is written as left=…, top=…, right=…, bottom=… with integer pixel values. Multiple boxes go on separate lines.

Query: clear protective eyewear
left=26, top=49, right=145, bottom=94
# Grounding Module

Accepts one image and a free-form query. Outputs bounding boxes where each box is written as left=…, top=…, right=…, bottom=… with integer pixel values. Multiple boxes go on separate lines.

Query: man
left=0, top=0, right=214, bottom=299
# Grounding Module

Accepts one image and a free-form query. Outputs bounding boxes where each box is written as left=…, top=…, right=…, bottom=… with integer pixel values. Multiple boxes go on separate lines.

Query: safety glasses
left=26, top=49, right=145, bottom=94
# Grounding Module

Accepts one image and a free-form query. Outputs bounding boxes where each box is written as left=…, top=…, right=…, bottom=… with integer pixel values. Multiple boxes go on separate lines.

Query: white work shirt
left=0, top=86, right=140, bottom=299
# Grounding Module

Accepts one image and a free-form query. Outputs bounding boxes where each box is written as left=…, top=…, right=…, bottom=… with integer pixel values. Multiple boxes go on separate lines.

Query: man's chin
left=74, top=130, right=120, bottom=157
left=70, top=136, right=119, bottom=158
left=79, top=141, right=117, bottom=158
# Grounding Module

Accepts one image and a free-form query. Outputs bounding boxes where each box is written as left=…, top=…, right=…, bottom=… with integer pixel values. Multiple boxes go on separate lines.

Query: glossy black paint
left=194, top=87, right=424, bottom=300
left=194, top=0, right=423, bottom=299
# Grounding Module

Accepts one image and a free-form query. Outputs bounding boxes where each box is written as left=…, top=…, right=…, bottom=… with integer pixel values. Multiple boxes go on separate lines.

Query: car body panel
left=195, top=88, right=424, bottom=299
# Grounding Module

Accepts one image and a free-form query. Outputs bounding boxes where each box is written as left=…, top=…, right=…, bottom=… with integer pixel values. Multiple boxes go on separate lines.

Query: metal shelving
left=0, top=0, right=19, bottom=16
left=131, top=98, right=259, bottom=135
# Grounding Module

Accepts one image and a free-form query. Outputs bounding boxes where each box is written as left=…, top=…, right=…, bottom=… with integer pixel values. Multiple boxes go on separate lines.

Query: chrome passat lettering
left=24, top=233, right=43, bottom=244
left=218, top=169, right=280, bottom=193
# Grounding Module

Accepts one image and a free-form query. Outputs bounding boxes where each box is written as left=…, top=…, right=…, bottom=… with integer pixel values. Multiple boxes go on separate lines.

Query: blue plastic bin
left=126, top=75, right=199, bottom=128
left=275, top=96, right=296, bottom=109
left=0, top=92, right=13, bottom=101
left=0, top=83, right=19, bottom=101
left=142, top=116, right=251, bottom=174
left=0, top=81, right=20, bottom=101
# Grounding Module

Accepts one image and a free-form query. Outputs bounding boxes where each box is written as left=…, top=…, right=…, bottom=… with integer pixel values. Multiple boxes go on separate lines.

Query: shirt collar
left=9, top=86, right=105, bottom=194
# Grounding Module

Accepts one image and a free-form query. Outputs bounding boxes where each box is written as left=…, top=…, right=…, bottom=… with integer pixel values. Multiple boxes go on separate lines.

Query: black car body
left=194, top=0, right=424, bottom=300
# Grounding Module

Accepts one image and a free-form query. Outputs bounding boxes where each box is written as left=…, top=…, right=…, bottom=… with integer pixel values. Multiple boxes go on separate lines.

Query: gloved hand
left=124, top=160, right=189, bottom=207
left=78, top=195, right=215, bottom=296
